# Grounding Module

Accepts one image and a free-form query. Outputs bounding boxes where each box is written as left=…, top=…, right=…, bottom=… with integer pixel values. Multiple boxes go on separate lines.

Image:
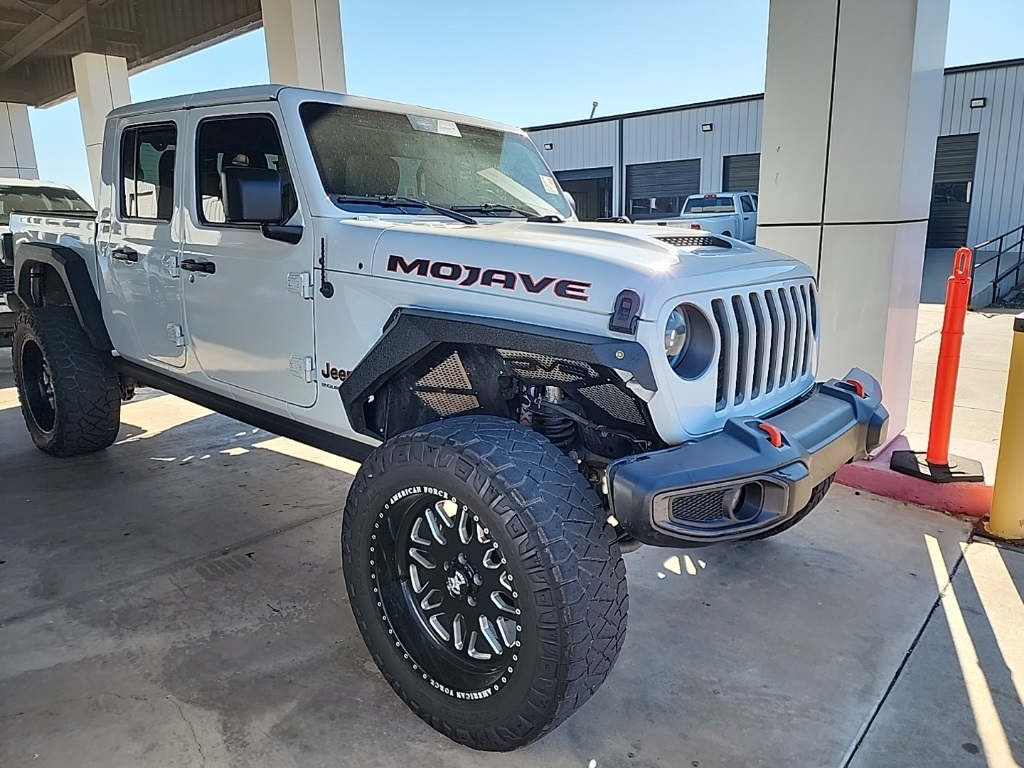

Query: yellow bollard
left=987, top=312, right=1024, bottom=540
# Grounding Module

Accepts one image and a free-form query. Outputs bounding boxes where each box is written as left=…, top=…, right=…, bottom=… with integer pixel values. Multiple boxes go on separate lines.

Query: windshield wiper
left=331, top=194, right=477, bottom=225
left=451, top=203, right=564, bottom=223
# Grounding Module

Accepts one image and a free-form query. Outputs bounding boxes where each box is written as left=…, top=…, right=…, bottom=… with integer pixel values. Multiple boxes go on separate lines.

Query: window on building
left=196, top=115, right=297, bottom=225
left=120, top=123, right=177, bottom=221
left=630, top=196, right=684, bottom=218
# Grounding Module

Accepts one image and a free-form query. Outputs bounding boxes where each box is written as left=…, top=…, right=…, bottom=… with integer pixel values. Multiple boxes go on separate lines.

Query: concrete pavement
left=2, top=347, right=1023, bottom=767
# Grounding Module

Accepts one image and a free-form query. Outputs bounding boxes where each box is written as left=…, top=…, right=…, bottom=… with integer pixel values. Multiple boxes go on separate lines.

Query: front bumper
left=606, top=368, right=888, bottom=547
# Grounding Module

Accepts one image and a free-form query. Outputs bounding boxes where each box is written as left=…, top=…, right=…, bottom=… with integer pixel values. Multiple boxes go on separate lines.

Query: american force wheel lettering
left=372, top=488, right=523, bottom=700
left=342, top=416, right=628, bottom=751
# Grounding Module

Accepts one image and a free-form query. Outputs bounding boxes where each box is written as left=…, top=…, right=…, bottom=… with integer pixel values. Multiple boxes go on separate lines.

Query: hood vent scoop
left=656, top=235, right=732, bottom=249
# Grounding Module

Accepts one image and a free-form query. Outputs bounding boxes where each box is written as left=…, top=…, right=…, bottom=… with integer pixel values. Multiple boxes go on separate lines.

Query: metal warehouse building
left=527, top=57, right=1024, bottom=249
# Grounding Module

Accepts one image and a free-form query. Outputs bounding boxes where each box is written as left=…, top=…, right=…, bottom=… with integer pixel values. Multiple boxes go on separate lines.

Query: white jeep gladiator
left=4, top=85, right=888, bottom=751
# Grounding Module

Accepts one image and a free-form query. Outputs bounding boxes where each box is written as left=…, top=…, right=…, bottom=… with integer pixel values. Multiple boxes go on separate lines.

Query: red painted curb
left=835, top=435, right=992, bottom=517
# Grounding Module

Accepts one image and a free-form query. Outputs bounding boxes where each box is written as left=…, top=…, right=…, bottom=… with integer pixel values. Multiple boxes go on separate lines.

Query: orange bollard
left=890, top=247, right=985, bottom=483
left=927, top=248, right=973, bottom=465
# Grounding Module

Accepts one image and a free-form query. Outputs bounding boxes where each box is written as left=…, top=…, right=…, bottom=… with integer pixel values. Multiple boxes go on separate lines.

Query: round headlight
left=664, top=306, right=689, bottom=367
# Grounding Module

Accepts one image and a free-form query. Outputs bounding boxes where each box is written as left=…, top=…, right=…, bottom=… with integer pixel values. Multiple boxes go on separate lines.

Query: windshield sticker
left=407, top=114, right=463, bottom=137
left=540, top=175, right=559, bottom=195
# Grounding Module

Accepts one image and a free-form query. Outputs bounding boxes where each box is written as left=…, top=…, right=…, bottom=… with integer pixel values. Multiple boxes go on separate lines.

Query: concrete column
left=0, top=103, right=38, bottom=179
left=71, top=53, right=131, bottom=203
left=262, top=0, right=346, bottom=92
left=756, top=0, right=950, bottom=438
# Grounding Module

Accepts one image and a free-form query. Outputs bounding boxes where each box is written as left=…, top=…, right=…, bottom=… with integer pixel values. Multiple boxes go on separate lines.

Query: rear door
left=102, top=119, right=186, bottom=367
left=739, top=194, right=757, bottom=242
left=180, top=107, right=316, bottom=406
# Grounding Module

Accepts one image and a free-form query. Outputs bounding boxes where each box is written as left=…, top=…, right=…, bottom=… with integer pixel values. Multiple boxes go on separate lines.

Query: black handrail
left=971, top=223, right=1024, bottom=306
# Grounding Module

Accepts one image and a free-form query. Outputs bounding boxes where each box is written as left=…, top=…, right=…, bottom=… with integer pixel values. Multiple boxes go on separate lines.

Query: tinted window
left=120, top=123, right=177, bottom=221
left=683, top=196, right=736, bottom=214
left=741, top=195, right=755, bottom=213
left=0, top=185, right=92, bottom=225
left=299, top=103, right=571, bottom=219
left=196, top=115, right=297, bottom=225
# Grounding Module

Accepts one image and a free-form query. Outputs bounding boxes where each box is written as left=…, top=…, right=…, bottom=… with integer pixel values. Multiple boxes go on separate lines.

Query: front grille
left=656, top=235, right=732, bottom=249
left=0, top=264, right=13, bottom=294
left=670, top=490, right=727, bottom=523
left=711, top=281, right=817, bottom=412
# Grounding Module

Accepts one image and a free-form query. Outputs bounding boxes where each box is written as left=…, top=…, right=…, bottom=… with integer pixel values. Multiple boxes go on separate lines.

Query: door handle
left=111, top=246, right=138, bottom=262
left=743, top=216, right=751, bottom=221
left=181, top=258, right=216, bottom=275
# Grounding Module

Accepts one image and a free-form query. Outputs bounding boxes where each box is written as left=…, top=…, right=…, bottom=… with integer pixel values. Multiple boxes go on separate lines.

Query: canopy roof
left=0, top=0, right=262, bottom=106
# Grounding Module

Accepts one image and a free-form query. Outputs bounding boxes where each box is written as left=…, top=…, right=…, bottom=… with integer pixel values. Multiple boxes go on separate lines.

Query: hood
left=362, top=218, right=814, bottom=319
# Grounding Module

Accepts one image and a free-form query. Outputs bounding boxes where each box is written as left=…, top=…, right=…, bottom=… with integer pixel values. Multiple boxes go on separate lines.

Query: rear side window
left=120, top=123, right=177, bottom=221
left=741, top=195, right=755, bottom=213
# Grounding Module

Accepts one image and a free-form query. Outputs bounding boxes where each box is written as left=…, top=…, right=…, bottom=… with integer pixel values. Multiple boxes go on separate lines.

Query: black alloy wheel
left=372, top=491, right=523, bottom=696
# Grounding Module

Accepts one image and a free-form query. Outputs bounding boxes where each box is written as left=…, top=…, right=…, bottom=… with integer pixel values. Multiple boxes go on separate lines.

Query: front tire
left=342, top=417, right=628, bottom=751
left=12, top=307, right=121, bottom=457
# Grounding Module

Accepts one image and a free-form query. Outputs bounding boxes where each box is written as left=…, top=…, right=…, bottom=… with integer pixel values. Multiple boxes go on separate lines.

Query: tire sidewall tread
left=12, top=307, right=121, bottom=457
left=342, top=416, right=628, bottom=751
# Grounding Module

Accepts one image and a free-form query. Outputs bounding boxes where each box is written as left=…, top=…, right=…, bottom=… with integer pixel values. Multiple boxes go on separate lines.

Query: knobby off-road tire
left=342, top=416, right=629, bottom=751
left=747, top=473, right=835, bottom=541
left=12, top=307, right=121, bottom=457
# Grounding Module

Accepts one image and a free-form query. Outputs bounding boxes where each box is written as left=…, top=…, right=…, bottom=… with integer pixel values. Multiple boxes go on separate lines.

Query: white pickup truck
left=0, top=178, right=93, bottom=345
left=5, top=85, right=887, bottom=751
left=651, top=192, right=759, bottom=243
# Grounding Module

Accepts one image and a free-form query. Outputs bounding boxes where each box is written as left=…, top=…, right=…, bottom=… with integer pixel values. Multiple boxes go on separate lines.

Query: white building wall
left=528, top=62, right=1024, bottom=240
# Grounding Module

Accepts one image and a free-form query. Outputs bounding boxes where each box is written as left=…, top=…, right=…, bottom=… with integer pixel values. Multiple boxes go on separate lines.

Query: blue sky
left=27, top=0, right=1024, bottom=201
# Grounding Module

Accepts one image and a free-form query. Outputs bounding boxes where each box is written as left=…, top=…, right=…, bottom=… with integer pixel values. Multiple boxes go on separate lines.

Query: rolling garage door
left=723, top=153, right=760, bottom=194
left=926, top=134, right=979, bottom=248
left=626, top=159, right=700, bottom=219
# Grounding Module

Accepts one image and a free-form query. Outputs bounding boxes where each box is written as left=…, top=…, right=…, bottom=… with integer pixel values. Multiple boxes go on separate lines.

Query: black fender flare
left=14, top=242, right=113, bottom=352
left=339, top=308, right=657, bottom=438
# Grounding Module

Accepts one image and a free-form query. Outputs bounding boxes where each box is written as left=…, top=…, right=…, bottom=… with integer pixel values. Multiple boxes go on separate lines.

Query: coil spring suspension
left=531, top=386, right=576, bottom=450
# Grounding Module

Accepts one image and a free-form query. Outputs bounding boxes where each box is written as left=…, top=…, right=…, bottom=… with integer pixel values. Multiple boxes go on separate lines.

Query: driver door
left=180, top=107, right=316, bottom=407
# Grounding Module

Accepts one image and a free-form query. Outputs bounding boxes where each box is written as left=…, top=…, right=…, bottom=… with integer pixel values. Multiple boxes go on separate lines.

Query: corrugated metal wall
left=528, top=120, right=620, bottom=212
left=528, top=62, right=1024, bottom=243
left=940, top=63, right=1024, bottom=245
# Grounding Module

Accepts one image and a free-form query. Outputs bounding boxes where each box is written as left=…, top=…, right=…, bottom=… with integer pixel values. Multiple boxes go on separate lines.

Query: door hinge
left=162, top=254, right=180, bottom=278
left=166, top=323, right=185, bottom=348
left=287, top=272, right=314, bottom=299
left=289, top=355, right=315, bottom=383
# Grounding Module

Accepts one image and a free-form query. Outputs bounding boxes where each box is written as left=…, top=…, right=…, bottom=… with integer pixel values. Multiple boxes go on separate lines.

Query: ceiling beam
left=0, top=0, right=86, bottom=73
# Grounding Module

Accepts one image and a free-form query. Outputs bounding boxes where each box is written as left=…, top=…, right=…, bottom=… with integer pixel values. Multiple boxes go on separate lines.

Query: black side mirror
left=222, top=167, right=284, bottom=224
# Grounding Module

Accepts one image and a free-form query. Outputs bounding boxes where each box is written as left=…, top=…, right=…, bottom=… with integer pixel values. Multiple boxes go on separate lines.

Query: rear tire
left=12, top=307, right=121, bottom=457
left=342, top=416, right=628, bottom=751
left=747, top=473, right=835, bottom=540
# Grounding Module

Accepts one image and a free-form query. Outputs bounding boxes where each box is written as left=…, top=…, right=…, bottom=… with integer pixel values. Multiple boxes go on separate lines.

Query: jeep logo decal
left=387, top=254, right=591, bottom=302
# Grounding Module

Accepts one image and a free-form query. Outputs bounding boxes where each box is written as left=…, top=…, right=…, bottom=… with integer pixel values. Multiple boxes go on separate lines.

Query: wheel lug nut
left=473, top=574, right=483, bottom=586
left=443, top=561, right=451, bottom=570
left=458, top=553, right=467, bottom=564
left=467, top=596, right=476, bottom=606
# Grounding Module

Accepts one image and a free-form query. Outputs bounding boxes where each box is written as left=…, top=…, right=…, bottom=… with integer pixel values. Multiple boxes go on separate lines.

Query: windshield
left=683, top=196, right=735, bottom=214
left=299, top=103, right=572, bottom=219
left=0, top=184, right=93, bottom=225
